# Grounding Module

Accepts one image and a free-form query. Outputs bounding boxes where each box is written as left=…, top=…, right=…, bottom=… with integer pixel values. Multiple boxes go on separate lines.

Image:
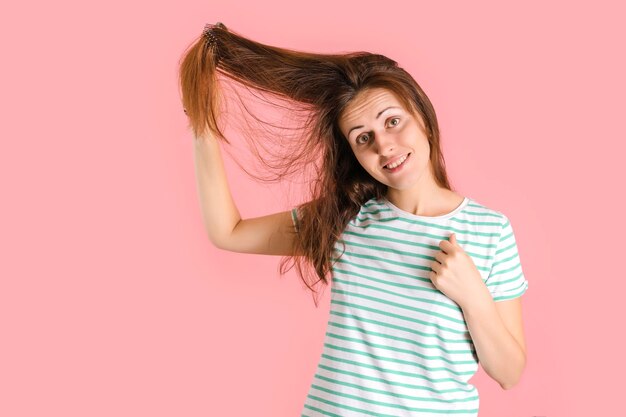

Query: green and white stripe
left=293, top=196, right=528, bottom=416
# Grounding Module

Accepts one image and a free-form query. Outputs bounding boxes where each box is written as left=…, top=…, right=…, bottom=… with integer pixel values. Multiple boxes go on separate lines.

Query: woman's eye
left=355, top=118, right=400, bottom=145
left=356, top=133, right=370, bottom=144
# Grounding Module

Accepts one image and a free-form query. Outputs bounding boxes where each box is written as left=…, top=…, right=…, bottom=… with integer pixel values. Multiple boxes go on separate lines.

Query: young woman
left=179, top=22, right=529, bottom=417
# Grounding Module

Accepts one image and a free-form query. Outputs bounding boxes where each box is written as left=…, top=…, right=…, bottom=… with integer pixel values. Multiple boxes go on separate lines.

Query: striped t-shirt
left=291, top=195, right=528, bottom=417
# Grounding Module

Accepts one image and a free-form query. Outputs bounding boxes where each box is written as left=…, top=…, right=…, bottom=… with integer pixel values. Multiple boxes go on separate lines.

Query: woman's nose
left=374, top=131, right=395, bottom=153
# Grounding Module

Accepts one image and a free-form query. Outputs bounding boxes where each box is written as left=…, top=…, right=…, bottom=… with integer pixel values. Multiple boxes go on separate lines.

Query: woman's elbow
left=500, top=360, right=526, bottom=390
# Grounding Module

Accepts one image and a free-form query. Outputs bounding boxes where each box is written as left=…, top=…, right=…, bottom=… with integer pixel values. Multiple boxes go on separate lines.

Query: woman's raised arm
left=193, top=134, right=300, bottom=256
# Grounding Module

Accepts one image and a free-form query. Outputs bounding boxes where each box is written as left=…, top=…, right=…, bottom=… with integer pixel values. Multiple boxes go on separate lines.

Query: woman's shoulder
left=353, top=196, right=387, bottom=217
left=465, top=197, right=509, bottom=220
left=347, top=196, right=396, bottom=228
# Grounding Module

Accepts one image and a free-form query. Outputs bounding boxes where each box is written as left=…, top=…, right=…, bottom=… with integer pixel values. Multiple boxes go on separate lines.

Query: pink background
left=1, top=1, right=624, bottom=416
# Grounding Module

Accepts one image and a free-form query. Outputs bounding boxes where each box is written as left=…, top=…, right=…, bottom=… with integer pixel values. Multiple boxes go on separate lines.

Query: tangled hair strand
left=178, top=23, right=454, bottom=307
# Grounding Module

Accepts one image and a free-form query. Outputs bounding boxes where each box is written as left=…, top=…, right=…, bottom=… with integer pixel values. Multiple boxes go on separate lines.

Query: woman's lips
left=384, top=153, right=411, bottom=172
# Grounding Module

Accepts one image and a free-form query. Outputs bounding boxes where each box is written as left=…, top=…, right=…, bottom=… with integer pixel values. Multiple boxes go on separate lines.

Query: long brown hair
left=178, top=23, right=454, bottom=307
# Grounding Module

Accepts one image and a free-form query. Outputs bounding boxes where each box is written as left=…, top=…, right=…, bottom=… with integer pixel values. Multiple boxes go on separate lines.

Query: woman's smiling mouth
left=383, top=152, right=411, bottom=172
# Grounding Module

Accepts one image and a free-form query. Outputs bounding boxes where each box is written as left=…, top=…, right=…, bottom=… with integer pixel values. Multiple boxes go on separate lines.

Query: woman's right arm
left=193, top=135, right=300, bottom=256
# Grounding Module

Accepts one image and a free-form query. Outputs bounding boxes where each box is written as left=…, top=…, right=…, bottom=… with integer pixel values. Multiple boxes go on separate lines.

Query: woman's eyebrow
left=348, top=106, right=402, bottom=137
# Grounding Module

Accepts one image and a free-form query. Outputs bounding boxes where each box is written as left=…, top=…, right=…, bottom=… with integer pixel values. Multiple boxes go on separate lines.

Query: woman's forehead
left=345, top=89, right=403, bottom=116
left=339, top=89, right=407, bottom=131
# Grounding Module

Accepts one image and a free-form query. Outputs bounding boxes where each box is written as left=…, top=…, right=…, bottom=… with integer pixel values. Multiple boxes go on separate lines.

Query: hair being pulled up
left=178, top=23, right=453, bottom=307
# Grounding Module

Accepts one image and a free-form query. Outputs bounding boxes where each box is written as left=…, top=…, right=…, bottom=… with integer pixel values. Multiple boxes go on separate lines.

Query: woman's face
left=338, top=88, right=434, bottom=192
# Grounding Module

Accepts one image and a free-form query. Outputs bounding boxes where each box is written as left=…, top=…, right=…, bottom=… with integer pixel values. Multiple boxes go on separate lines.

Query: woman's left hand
left=429, top=233, right=491, bottom=310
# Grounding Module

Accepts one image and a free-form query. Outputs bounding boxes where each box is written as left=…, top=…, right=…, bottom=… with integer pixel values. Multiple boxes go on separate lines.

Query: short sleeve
left=485, top=216, right=528, bottom=302
left=291, top=207, right=300, bottom=233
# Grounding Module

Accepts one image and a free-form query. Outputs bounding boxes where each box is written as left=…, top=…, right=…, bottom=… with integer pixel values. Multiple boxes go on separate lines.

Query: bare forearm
left=462, top=295, right=526, bottom=389
left=193, top=136, right=241, bottom=246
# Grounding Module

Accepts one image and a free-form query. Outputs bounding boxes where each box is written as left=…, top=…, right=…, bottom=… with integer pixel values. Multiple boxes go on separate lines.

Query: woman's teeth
left=385, top=154, right=408, bottom=169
